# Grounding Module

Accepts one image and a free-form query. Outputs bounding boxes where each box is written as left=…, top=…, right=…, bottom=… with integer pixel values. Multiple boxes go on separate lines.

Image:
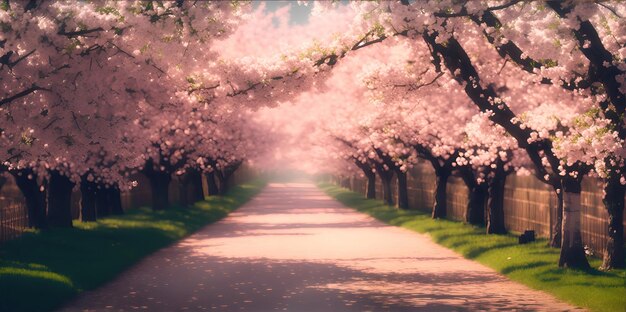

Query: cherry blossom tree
left=1, top=0, right=255, bottom=224
left=270, top=0, right=624, bottom=269
left=2, top=0, right=623, bottom=271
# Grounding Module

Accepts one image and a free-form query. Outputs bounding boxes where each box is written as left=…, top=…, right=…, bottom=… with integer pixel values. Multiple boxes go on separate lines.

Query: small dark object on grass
left=518, top=230, right=536, bottom=244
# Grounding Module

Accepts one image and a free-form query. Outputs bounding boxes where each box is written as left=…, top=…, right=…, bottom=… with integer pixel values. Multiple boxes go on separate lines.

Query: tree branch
left=0, top=84, right=49, bottom=107
left=58, top=27, right=104, bottom=38
left=433, top=0, right=525, bottom=18
left=547, top=1, right=625, bottom=116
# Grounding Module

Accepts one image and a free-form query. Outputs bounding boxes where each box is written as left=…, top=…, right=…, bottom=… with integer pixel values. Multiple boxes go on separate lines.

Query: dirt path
left=62, top=182, right=581, bottom=311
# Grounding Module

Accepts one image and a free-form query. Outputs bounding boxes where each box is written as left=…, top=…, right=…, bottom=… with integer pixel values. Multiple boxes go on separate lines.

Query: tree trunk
left=189, top=169, right=205, bottom=202
left=47, top=171, right=74, bottom=228
left=601, top=176, right=625, bottom=270
left=12, top=170, right=47, bottom=229
left=206, top=171, right=219, bottom=196
left=487, top=170, right=507, bottom=234
left=378, top=170, right=394, bottom=206
left=466, top=184, right=487, bottom=225
left=215, top=170, right=225, bottom=195
left=221, top=173, right=233, bottom=195
left=149, top=171, right=171, bottom=211
left=340, top=177, right=350, bottom=189
left=559, top=178, right=591, bottom=269
left=96, top=186, right=110, bottom=217
left=365, top=173, right=376, bottom=199
left=109, top=186, right=124, bottom=215
left=432, top=169, right=449, bottom=219
left=216, top=170, right=230, bottom=195
left=79, top=179, right=97, bottom=222
left=382, top=177, right=393, bottom=205
left=142, top=159, right=173, bottom=211
left=396, top=170, right=409, bottom=209
left=0, top=176, right=6, bottom=192
left=178, top=174, right=190, bottom=208
left=550, top=187, right=564, bottom=248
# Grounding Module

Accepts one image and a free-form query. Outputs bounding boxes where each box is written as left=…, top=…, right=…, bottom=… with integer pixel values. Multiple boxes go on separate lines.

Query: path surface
left=63, top=183, right=581, bottom=312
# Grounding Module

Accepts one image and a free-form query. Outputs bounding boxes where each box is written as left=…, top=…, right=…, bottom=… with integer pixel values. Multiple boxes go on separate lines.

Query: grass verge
left=319, top=182, right=626, bottom=312
left=0, top=179, right=265, bottom=312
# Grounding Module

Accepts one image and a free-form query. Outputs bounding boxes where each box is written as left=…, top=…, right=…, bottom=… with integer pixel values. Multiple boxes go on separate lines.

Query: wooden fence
left=0, top=163, right=258, bottom=243
left=0, top=174, right=161, bottom=243
left=0, top=180, right=28, bottom=242
left=343, top=162, right=626, bottom=258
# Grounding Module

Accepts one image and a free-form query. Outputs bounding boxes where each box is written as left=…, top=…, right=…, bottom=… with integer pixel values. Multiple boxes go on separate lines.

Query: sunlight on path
left=62, top=183, right=581, bottom=311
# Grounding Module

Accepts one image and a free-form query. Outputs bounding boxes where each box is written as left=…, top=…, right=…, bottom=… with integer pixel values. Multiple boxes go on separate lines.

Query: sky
left=216, top=1, right=356, bottom=59
left=252, top=0, right=313, bottom=25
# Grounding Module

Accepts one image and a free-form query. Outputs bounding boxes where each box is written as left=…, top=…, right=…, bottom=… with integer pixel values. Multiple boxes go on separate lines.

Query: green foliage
left=20, top=132, right=35, bottom=146
left=139, top=43, right=150, bottom=54
left=95, top=6, right=118, bottom=15
left=230, top=0, right=251, bottom=10
left=319, top=183, right=626, bottom=312
left=0, top=0, right=9, bottom=12
left=96, top=6, right=124, bottom=23
left=540, top=59, right=558, bottom=68
left=144, top=1, right=154, bottom=12
left=0, top=180, right=265, bottom=312
left=372, top=22, right=386, bottom=37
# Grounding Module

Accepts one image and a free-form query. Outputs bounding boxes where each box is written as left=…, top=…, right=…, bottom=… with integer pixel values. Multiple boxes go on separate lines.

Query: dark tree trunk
left=0, top=176, right=6, bottom=192
left=466, top=184, right=487, bottom=225
left=365, top=172, right=376, bottom=199
left=396, top=170, right=409, bottom=209
left=12, top=170, right=47, bottom=229
left=486, top=169, right=507, bottom=234
left=601, top=176, right=625, bottom=270
left=432, top=169, right=449, bottom=219
left=189, top=169, right=205, bottom=202
left=178, top=174, right=190, bottom=208
left=559, top=178, right=591, bottom=269
left=340, top=177, right=350, bottom=189
left=382, top=177, right=393, bottom=205
left=79, top=178, right=97, bottom=222
left=149, top=171, right=171, bottom=211
left=377, top=170, right=394, bottom=206
left=221, top=173, right=233, bottom=195
left=109, top=186, right=124, bottom=215
left=47, top=171, right=74, bottom=228
left=550, top=187, right=564, bottom=248
left=459, top=167, right=486, bottom=225
left=218, top=162, right=241, bottom=195
left=206, top=171, right=219, bottom=196
left=96, top=185, right=110, bottom=217
left=216, top=170, right=230, bottom=195
left=143, top=159, right=173, bottom=211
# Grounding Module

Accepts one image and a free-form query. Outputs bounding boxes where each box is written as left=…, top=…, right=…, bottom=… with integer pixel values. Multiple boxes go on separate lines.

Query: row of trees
left=261, top=1, right=625, bottom=271
left=0, top=2, right=275, bottom=229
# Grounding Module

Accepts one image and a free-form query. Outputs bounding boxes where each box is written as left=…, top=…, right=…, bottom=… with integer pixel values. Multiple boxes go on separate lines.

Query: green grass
left=0, top=180, right=265, bottom=312
left=319, top=182, right=626, bottom=312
